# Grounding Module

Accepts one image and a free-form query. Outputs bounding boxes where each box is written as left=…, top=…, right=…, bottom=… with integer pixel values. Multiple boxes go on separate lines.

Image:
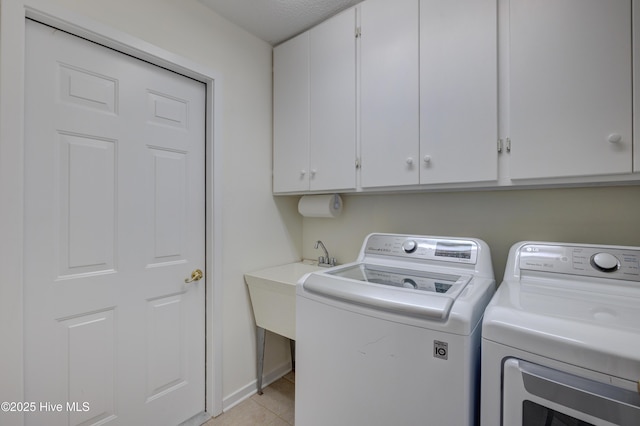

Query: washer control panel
left=519, top=244, right=640, bottom=281
left=365, top=234, right=478, bottom=264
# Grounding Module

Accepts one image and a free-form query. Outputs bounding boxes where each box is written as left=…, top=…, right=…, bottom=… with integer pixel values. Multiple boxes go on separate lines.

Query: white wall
left=302, top=185, right=640, bottom=284
left=43, top=0, right=302, bottom=408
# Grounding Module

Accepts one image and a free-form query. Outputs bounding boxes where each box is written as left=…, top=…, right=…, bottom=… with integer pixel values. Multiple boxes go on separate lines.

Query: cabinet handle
left=300, top=169, right=306, bottom=177
left=310, top=169, right=317, bottom=177
left=423, top=155, right=431, bottom=164
left=608, top=133, right=622, bottom=144
left=406, top=157, right=414, bottom=165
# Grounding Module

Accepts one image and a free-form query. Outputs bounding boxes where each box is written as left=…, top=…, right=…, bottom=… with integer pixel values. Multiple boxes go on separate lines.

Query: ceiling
left=198, top=0, right=364, bottom=46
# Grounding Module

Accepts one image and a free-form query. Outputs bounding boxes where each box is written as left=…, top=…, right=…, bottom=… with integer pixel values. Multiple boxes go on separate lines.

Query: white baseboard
left=222, top=361, right=293, bottom=412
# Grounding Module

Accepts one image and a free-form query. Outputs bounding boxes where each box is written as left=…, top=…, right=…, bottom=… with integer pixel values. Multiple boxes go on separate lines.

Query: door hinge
left=498, top=138, right=511, bottom=153
left=355, top=158, right=361, bottom=169
left=355, top=27, right=361, bottom=38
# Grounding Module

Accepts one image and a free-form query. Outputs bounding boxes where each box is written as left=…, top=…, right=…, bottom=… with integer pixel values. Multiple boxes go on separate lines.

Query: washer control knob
left=403, top=278, right=417, bottom=289
left=402, top=240, right=418, bottom=253
left=591, top=252, right=619, bottom=272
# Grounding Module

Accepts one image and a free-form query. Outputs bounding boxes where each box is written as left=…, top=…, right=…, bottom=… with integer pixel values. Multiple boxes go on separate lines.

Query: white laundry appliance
left=295, top=233, right=495, bottom=426
left=482, top=241, right=640, bottom=426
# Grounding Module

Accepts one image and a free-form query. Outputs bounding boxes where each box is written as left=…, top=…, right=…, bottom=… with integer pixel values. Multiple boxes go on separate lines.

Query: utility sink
left=244, top=260, right=323, bottom=340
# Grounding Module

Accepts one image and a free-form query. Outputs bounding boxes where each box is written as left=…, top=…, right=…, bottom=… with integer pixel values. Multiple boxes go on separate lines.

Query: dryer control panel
left=364, top=234, right=478, bottom=264
left=519, top=244, right=640, bottom=282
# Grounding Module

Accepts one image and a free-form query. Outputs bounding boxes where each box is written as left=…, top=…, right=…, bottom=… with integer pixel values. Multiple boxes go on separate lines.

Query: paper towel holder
left=298, top=194, right=343, bottom=218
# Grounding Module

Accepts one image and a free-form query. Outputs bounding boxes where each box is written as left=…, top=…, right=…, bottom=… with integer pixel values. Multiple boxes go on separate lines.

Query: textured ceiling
left=198, top=0, right=364, bottom=45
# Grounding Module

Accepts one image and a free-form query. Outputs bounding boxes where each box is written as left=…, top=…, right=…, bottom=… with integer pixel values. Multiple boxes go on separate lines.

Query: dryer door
left=502, top=358, right=640, bottom=426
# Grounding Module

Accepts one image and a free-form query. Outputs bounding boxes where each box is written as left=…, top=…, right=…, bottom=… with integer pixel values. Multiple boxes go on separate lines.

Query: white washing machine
left=482, top=241, right=640, bottom=426
left=295, top=233, right=495, bottom=426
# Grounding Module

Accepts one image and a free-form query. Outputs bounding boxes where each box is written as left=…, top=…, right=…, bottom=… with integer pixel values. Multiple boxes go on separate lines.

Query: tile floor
left=204, top=372, right=295, bottom=426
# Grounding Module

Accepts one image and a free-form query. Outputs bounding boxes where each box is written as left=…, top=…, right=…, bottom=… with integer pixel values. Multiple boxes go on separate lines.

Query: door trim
left=0, top=1, right=224, bottom=424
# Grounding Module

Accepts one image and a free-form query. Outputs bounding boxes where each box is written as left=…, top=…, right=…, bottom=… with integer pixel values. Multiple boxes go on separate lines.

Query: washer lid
left=302, top=263, right=471, bottom=320
left=329, top=264, right=462, bottom=294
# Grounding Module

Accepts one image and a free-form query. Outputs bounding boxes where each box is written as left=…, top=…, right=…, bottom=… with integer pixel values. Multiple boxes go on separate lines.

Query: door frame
left=0, top=1, right=224, bottom=424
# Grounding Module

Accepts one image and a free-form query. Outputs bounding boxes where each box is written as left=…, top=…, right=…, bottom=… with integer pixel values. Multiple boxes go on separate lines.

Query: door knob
left=185, top=269, right=203, bottom=283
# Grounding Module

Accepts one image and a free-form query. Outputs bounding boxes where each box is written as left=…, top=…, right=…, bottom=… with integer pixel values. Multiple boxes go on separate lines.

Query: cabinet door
left=360, top=0, right=419, bottom=188
left=509, top=0, right=632, bottom=180
left=273, top=32, right=310, bottom=193
left=420, top=0, right=498, bottom=185
left=309, top=9, right=357, bottom=192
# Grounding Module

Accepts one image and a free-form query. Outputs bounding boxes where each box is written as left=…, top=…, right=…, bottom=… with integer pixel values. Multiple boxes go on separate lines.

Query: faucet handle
left=315, top=240, right=335, bottom=266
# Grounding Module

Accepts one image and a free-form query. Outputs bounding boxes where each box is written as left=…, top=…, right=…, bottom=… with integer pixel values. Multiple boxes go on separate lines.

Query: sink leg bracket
left=257, top=326, right=266, bottom=395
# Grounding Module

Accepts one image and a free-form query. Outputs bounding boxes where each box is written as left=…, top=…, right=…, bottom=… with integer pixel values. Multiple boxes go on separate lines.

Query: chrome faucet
left=314, top=240, right=336, bottom=267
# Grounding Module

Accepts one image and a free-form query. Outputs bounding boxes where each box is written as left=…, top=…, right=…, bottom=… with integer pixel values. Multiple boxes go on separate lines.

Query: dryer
left=482, top=241, right=640, bottom=426
left=296, top=233, right=495, bottom=426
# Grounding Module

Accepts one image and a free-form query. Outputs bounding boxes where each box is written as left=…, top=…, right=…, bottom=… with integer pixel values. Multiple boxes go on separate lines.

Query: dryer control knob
left=402, top=240, right=417, bottom=253
left=591, top=253, right=619, bottom=272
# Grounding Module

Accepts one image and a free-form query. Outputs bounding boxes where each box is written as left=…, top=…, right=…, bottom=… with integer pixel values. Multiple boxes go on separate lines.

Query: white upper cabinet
left=309, top=8, right=357, bottom=192
left=359, top=0, right=420, bottom=188
left=273, top=9, right=357, bottom=194
left=273, top=0, right=639, bottom=194
left=508, top=0, right=632, bottom=180
left=273, top=32, right=310, bottom=193
left=419, top=0, right=498, bottom=185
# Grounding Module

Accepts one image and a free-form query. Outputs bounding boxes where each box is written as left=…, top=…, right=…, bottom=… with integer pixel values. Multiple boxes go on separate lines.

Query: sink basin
left=244, top=260, right=323, bottom=340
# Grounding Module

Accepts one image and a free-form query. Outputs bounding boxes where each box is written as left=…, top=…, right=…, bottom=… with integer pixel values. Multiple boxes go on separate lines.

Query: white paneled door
left=24, top=20, right=206, bottom=426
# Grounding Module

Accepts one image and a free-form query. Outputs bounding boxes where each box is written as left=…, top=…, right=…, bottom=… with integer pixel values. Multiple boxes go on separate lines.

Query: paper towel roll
left=298, top=194, right=343, bottom=218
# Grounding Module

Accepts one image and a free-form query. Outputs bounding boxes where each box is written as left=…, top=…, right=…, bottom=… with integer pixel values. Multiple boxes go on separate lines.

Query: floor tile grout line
left=204, top=375, right=295, bottom=425
left=251, top=396, right=294, bottom=425
left=251, top=374, right=295, bottom=425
